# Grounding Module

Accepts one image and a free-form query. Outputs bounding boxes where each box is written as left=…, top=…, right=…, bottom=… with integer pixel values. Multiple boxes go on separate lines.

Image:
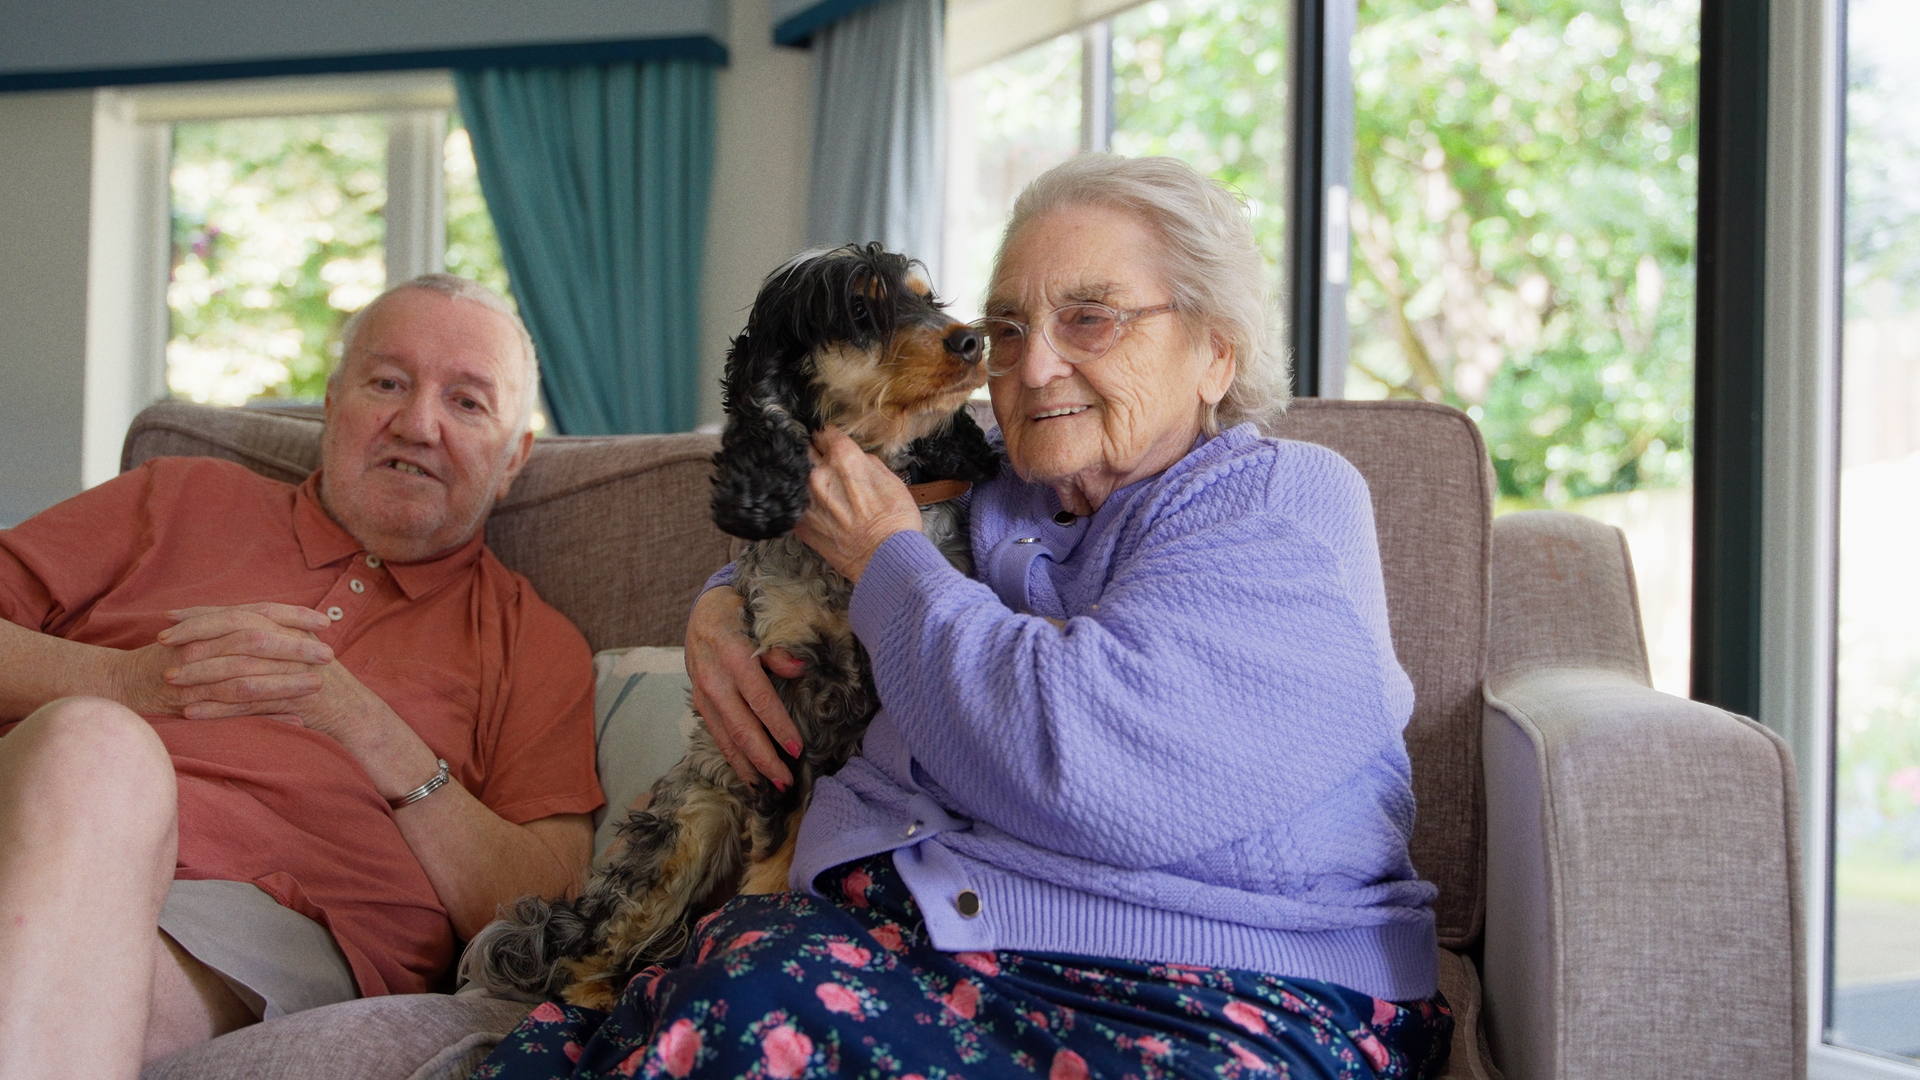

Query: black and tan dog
left=464, top=244, right=1000, bottom=1009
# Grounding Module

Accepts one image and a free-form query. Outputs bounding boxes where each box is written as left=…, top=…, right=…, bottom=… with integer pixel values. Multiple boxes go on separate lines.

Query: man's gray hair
left=994, top=154, right=1288, bottom=431
left=334, top=273, right=543, bottom=434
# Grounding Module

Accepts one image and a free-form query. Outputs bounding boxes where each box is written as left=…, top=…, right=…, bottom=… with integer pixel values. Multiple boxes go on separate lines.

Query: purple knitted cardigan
left=786, top=423, right=1439, bottom=1001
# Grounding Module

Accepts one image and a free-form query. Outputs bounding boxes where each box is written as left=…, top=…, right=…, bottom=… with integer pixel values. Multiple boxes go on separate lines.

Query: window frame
left=115, top=70, right=461, bottom=418
left=1746, top=0, right=1920, bottom=1072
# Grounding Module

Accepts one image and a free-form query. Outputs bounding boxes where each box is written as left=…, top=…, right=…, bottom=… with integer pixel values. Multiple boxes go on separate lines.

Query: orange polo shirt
left=0, top=457, right=604, bottom=997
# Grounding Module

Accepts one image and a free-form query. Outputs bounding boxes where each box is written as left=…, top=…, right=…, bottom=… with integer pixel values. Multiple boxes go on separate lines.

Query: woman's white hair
left=334, top=273, right=543, bottom=434
left=993, top=154, right=1289, bottom=431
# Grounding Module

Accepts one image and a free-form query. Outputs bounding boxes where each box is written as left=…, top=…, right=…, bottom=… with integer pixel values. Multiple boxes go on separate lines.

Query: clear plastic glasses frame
left=970, top=301, right=1177, bottom=376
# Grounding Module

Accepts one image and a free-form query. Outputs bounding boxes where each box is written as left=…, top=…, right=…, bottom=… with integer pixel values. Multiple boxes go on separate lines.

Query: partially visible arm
left=0, top=611, right=329, bottom=723
left=401, top=793, right=590, bottom=939
left=322, top=697, right=589, bottom=936
left=191, top=654, right=591, bottom=937
left=686, top=587, right=804, bottom=791
left=0, top=618, right=134, bottom=720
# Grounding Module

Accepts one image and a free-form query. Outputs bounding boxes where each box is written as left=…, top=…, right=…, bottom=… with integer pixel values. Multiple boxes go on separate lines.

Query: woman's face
left=987, top=204, right=1235, bottom=515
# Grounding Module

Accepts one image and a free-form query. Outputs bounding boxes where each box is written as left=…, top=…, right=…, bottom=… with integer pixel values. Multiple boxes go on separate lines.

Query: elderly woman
left=475, top=155, right=1450, bottom=1080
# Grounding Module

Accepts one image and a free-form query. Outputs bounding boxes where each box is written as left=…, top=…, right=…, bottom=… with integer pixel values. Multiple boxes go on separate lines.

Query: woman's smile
left=988, top=203, right=1234, bottom=516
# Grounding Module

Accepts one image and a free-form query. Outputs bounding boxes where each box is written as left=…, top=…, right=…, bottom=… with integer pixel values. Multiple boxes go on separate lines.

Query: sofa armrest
left=1483, top=511, right=1803, bottom=1080
left=1482, top=674, right=1802, bottom=1080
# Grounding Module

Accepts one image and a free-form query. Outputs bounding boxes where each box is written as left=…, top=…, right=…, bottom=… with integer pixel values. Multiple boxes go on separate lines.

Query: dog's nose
left=944, top=325, right=983, bottom=365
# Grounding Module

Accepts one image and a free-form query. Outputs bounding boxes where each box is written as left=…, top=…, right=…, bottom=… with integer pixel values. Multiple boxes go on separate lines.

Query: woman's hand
left=685, top=586, right=805, bottom=791
left=792, top=427, right=923, bottom=583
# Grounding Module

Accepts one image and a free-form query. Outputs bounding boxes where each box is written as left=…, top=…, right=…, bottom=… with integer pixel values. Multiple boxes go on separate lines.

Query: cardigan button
left=956, top=890, right=982, bottom=918
left=1014, top=537, right=1040, bottom=545
left=1053, top=510, right=1077, bottom=526
left=905, top=821, right=921, bottom=839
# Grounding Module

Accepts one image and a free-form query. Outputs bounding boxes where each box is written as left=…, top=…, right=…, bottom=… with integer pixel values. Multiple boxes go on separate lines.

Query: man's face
left=319, top=288, right=535, bottom=562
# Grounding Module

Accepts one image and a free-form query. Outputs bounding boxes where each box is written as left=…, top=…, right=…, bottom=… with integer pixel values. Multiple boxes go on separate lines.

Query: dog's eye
left=850, top=298, right=870, bottom=322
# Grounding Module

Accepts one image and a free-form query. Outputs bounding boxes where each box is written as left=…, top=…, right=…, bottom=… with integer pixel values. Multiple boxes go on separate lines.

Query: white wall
left=0, top=92, right=93, bottom=526
left=0, top=90, right=171, bottom=526
left=697, top=0, right=814, bottom=428
left=84, top=92, right=171, bottom=488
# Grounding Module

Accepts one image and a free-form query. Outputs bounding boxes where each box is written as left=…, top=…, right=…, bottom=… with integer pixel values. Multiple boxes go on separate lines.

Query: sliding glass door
left=1827, top=0, right=1920, bottom=1064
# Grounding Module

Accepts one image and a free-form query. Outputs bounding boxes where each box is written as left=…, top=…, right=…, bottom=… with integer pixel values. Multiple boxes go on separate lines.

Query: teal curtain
left=456, top=62, right=716, bottom=434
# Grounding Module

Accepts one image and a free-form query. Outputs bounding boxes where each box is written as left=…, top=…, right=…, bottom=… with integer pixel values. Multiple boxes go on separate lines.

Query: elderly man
left=0, top=275, right=602, bottom=1078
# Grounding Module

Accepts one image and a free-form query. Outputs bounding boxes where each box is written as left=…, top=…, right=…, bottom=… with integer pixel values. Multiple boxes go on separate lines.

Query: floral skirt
left=471, top=857, right=1452, bottom=1080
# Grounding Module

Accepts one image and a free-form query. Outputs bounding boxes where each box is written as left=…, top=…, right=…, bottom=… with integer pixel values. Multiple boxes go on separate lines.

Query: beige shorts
left=157, top=879, right=359, bottom=1021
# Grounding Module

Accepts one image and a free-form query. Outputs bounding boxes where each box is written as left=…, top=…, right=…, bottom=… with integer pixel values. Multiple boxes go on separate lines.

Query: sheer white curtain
left=805, top=0, right=945, bottom=275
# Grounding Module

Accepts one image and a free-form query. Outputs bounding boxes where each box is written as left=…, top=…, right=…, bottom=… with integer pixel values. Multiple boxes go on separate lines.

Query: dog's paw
left=558, top=962, right=624, bottom=1012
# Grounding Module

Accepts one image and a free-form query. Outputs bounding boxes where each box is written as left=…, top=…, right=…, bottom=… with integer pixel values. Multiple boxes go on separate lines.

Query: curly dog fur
left=462, top=244, right=1000, bottom=1008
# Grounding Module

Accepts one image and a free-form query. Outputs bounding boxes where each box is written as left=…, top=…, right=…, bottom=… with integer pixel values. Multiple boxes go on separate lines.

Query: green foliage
left=168, top=114, right=512, bottom=406
left=1348, top=0, right=1699, bottom=505
left=1112, top=0, right=1289, bottom=305
left=952, top=35, right=1084, bottom=315
left=1103, top=0, right=1698, bottom=506
left=1835, top=658, right=1920, bottom=865
left=170, top=115, right=387, bottom=403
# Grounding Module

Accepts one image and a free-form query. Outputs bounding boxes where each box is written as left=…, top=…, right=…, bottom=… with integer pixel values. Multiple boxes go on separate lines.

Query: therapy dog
left=465, top=244, right=1000, bottom=1008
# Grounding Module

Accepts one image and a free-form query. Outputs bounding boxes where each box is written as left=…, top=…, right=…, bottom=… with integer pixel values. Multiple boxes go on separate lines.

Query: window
left=945, top=0, right=1699, bottom=694
left=943, top=0, right=1295, bottom=346
left=1826, top=0, right=1920, bottom=1062
left=945, top=33, right=1097, bottom=321
left=168, top=114, right=390, bottom=403
left=1346, top=0, right=1699, bottom=694
left=143, top=74, right=510, bottom=408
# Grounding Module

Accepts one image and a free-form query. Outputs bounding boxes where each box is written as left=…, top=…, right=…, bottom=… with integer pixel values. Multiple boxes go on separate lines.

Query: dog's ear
left=711, top=332, right=817, bottom=540
left=905, top=407, right=1002, bottom=483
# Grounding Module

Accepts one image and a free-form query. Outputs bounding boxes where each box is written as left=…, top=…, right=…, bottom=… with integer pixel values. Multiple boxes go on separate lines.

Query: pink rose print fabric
left=470, top=857, right=1453, bottom=1080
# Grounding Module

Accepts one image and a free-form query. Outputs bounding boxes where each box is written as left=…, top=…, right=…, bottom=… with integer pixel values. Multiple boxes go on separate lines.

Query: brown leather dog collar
left=906, top=479, right=973, bottom=506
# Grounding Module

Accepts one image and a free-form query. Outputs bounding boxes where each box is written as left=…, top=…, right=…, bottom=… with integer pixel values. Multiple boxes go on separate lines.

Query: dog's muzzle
left=944, top=326, right=983, bottom=366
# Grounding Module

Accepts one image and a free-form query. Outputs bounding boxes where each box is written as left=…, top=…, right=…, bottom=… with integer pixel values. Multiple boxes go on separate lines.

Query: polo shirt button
left=326, top=606, right=344, bottom=621
left=349, top=579, right=365, bottom=594
left=956, top=890, right=981, bottom=918
left=365, top=555, right=381, bottom=568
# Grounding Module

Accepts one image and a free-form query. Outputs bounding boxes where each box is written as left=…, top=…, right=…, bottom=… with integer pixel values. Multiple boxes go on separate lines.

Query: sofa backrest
left=1260, top=400, right=1492, bottom=949
left=122, top=397, right=1493, bottom=949
left=120, top=401, right=732, bottom=653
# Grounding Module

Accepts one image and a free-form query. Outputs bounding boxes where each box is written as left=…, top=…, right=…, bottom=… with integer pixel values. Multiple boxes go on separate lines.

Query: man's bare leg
left=145, top=930, right=254, bottom=1064
left=0, top=698, right=243, bottom=1080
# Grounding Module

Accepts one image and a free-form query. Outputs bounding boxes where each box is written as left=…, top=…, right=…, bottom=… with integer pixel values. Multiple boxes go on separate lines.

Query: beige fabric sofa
left=115, top=398, right=1801, bottom=1080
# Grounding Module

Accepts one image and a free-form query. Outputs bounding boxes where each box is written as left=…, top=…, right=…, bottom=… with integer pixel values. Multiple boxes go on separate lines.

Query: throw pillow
left=590, top=646, right=697, bottom=859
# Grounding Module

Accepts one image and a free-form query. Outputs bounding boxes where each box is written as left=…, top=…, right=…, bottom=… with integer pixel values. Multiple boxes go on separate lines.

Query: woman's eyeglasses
left=970, top=301, right=1177, bottom=377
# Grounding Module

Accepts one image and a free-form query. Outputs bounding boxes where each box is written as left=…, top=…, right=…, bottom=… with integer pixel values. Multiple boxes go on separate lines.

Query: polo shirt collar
left=295, top=472, right=485, bottom=600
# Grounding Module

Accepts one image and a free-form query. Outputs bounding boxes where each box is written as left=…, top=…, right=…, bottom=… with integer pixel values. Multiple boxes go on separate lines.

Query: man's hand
left=158, top=605, right=451, bottom=802
left=113, top=604, right=334, bottom=718
left=686, top=586, right=806, bottom=791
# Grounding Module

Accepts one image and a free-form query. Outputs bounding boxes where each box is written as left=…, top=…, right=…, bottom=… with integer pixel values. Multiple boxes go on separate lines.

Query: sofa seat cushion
left=140, top=992, right=533, bottom=1080
left=142, top=950, right=1496, bottom=1080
